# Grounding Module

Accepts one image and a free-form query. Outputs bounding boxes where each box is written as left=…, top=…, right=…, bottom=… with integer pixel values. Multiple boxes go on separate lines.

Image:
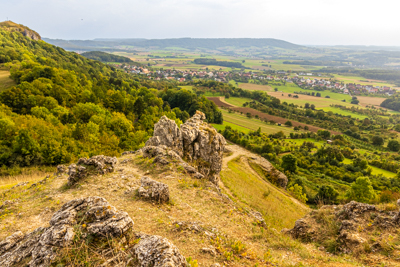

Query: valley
left=1, top=21, right=400, bottom=267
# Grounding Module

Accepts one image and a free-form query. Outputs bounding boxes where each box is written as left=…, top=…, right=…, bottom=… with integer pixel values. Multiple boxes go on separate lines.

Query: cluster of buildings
left=116, top=64, right=396, bottom=96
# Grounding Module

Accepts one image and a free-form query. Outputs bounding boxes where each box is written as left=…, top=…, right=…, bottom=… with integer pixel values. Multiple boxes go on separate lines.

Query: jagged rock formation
left=0, top=197, right=132, bottom=267
left=0, top=197, right=186, bottom=267
left=138, top=176, right=170, bottom=203
left=144, top=111, right=226, bottom=184
left=249, top=157, right=288, bottom=189
left=67, top=155, right=117, bottom=186
left=285, top=201, right=400, bottom=254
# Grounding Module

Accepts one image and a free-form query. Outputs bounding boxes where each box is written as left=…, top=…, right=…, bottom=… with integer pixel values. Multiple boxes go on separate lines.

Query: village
left=116, top=64, right=396, bottom=97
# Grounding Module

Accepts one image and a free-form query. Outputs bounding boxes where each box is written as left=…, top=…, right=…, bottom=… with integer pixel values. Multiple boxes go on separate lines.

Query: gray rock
left=0, top=197, right=133, bottom=267
left=130, top=233, right=186, bottom=267
left=56, top=165, right=67, bottom=175
left=144, top=111, right=226, bottom=185
left=138, top=176, right=169, bottom=203
left=67, top=155, right=117, bottom=186
left=145, top=116, right=184, bottom=157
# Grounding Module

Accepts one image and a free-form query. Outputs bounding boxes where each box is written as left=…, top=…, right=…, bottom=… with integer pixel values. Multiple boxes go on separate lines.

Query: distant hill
left=81, top=51, right=132, bottom=63
left=44, top=37, right=302, bottom=51
left=0, top=21, right=41, bottom=40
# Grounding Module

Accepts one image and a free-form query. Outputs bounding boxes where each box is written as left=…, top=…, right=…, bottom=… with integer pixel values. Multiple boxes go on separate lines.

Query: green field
left=342, top=158, right=396, bottom=178
left=0, top=70, right=15, bottom=92
left=211, top=121, right=251, bottom=134
left=224, top=97, right=252, bottom=107
left=219, top=109, right=297, bottom=135
left=333, top=74, right=398, bottom=89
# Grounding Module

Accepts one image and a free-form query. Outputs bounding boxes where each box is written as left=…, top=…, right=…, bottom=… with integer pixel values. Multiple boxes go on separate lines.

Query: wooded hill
left=81, top=51, right=133, bottom=63
left=0, top=22, right=222, bottom=168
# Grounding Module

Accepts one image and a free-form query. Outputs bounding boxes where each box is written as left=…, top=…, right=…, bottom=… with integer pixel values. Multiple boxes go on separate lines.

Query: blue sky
left=1, top=0, right=399, bottom=46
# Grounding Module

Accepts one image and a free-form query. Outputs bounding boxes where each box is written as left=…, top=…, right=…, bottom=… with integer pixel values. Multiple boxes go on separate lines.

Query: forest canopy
left=0, top=25, right=222, bottom=167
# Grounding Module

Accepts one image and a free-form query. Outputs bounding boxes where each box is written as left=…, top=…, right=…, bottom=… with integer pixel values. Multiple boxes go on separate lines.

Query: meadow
left=218, top=109, right=298, bottom=135
left=0, top=70, right=16, bottom=92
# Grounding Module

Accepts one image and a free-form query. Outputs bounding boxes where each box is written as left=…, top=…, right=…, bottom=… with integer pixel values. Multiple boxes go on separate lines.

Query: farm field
left=219, top=109, right=298, bottom=135
left=209, top=97, right=341, bottom=134
left=0, top=70, right=15, bottom=92
left=333, top=74, right=398, bottom=89
left=211, top=121, right=251, bottom=134
left=235, top=83, right=388, bottom=119
left=223, top=97, right=252, bottom=107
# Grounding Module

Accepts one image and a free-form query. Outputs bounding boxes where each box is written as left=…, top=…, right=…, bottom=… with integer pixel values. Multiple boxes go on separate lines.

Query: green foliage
left=371, top=136, right=384, bottom=146
left=0, top=26, right=222, bottom=167
left=316, top=185, right=339, bottom=204
left=387, top=140, right=400, bottom=152
left=194, top=58, right=244, bottom=68
left=346, top=177, right=377, bottom=203
left=288, top=184, right=308, bottom=203
left=282, top=154, right=297, bottom=173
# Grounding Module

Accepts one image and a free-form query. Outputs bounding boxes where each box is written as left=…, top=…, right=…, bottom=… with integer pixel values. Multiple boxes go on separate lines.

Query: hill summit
left=0, top=21, right=41, bottom=40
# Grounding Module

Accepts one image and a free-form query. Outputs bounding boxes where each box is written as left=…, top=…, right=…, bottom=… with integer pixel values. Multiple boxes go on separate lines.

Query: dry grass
left=0, top=154, right=365, bottom=266
left=0, top=70, right=16, bottom=92
left=239, top=83, right=272, bottom=91
left=221, top=156, right=308, bottom=230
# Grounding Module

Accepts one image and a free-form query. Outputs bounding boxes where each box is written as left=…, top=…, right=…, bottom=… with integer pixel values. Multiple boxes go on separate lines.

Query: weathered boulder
left=130, top=233, right=186, bottom=267
left=145, top=116, right=184, bottom=157
left=56, top=165, right=67, bottom=175
left=0, top=197, right=133, bottom=267
left=67, top=155, right=117, bottom=186
left=138, top=176, right=170, bottom=203
left=0, top=196, right=188, bottom=267
left=143, top=111, right=226, bottom=185
left=285, top=201, right=400, bottom=254
left=249, top=157, right=288, bottom=189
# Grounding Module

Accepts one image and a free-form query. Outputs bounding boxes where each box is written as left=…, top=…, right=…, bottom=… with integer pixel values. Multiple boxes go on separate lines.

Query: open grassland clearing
left=0, top=70, right=16, bottom=92
left=221, top=156, right=309, bottom=230
left=219, top=109, right=298, bottom=135
left=342, top=158, right=396, bottom=178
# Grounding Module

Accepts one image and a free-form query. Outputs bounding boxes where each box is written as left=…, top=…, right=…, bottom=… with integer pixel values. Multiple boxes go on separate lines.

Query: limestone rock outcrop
left=0, top=196, right=187, bottom=267
left=249, top=157, right=288, bottom=189
left=0, top=197, right=133, bottom=267
left=67, top=155, right=117, bottom=186
left=143, top=111, right=226, bottom=184
left=285, top=201, right=400, bottom=254
left=131, top=233, right=186, bottom=267
left=138, top=176, right=170, bottom=203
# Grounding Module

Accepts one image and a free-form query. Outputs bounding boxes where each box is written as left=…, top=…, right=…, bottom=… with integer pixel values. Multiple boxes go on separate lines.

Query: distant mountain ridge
left=43, top=37, right=302, bottom=51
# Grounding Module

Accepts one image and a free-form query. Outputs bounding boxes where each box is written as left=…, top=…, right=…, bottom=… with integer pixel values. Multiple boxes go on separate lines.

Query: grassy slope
left=221, top=156, right=308, bottom=229
left=0, top=152, right=362, bottom=266
left=0, top=70, right=16, bottom=92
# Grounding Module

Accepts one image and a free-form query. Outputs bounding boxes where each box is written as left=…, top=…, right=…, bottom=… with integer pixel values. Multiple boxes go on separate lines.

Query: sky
left=1, top=0, right=400, bottom=46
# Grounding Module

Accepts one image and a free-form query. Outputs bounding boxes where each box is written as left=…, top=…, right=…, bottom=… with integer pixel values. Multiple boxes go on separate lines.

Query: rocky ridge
left=0, top=196, right=186, bottom=267
left=285, top=201, right=400, bottom=255
left=144, top=111, right=226, bottom=185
